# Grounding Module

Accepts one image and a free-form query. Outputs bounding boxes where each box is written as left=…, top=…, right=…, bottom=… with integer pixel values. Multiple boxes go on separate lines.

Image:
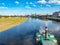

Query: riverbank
left=0, top=17, right=28, bottom=32
left=31, top=16, right=60, bottom=22
left=47, top=17, right=60, bottom=21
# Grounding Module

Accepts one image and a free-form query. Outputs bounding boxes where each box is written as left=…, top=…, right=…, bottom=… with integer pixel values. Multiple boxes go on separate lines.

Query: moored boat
left=36, top=26, right=58, bottom=45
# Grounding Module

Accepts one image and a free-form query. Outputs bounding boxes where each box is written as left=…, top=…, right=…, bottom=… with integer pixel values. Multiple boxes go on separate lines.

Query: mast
left=45, top=20, right=48, bottom=39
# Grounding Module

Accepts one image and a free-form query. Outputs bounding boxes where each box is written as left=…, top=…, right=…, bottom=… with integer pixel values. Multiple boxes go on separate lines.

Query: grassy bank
left=0, top=17, right=28, bottom=32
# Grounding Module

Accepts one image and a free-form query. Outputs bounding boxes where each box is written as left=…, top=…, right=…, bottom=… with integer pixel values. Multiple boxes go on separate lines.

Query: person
left=45, top=26, right=48, bottom=39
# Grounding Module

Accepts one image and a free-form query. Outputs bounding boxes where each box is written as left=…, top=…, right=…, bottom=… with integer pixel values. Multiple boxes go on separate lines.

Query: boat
left=36, top=21, right=58, bottom=45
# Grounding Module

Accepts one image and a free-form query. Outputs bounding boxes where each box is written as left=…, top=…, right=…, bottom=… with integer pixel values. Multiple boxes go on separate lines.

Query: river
left=0, top=18, right=60, bottom=45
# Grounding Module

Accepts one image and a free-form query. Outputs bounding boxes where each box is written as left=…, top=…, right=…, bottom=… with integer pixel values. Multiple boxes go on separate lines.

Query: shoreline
left=0, top=17, right=28, bottom=32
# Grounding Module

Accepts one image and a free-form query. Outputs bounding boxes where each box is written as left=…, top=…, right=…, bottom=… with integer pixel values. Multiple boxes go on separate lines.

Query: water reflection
left=0, top=18, right=60, bottom=45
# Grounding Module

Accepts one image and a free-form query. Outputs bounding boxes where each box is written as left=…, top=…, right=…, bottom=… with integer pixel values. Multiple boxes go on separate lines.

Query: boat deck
left=42, top=41, right=55, bottom=45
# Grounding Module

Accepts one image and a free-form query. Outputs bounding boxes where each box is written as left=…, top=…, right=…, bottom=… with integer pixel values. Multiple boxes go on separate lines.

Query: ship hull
left=36, top=33, right=58, bottom=45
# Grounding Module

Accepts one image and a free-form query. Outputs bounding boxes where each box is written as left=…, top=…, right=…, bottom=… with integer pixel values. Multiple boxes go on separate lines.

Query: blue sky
left=0, top=0, right=60, bottom=15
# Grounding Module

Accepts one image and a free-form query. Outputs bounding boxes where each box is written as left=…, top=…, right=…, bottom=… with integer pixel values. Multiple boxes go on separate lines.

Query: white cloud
left=48, top=0, right=56, bottom=4
left=26, top=2, right=33, bottom=4
left=57, top=1, right=60, bottom=4
left=30, top=2, right=36, bottom=7
left=37, top=0, right=47, bottom=4
left=46, top=4, right=51, bottom=7
left=48, top=0, right=55, bottom=4
left=26, top=2, right=36, bottom=7
left=25, top=6, right=31, bottom=9
left=2, top=3, right=5, bottom=5
left=54, top=0, right=60, bottom=4
left=30, top=2, right=33, bottom=4
left=15, top=1, right=19, bottom=4
left=48, top=0, right=60, bottom=4
left=0, top=7, right=8, bottom=9
left=37, top=0, right=60, bottom=5
left=26, top=2, right=29, bottom=4
left=40, top=7, right=44, bottom=9
left=33, top=4, right=36, bottom=7
left=39, top=5, right=43, bottom=7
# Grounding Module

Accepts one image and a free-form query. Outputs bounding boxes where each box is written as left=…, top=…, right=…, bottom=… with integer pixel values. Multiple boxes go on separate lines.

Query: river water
left=0, top=18, right=60, bottom=45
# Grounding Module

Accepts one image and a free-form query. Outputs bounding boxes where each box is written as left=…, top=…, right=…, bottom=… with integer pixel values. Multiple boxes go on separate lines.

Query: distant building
left=58, top=12, right=60, bottom=16
left=53, top=11, right=60, bottom=17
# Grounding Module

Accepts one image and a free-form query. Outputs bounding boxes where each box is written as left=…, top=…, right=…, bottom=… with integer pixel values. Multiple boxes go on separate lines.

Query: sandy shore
left=0, top=17, right=28, bottom=32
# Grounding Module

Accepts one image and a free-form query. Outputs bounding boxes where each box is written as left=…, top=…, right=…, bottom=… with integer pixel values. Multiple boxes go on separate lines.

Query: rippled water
left=0, top=18, right=60, bottom=45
